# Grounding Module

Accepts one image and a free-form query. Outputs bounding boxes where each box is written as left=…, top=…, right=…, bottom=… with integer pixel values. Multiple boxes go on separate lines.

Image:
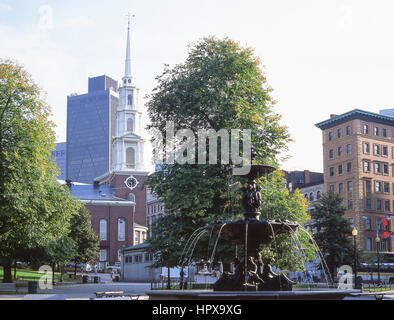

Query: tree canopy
left=145, top=37, right=313, bottom=272
left=0, top=60, right=84, bottom=282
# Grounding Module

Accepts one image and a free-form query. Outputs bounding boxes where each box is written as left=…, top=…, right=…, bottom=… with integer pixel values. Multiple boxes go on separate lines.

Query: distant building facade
left=51, top=142, right=67, bottom=180
left=380, top=108, right=394, bottom=118
left=299, top=183, right=324, bottom=217
left=284, top=170, right=324, bottom=192
left=66, top=75, right=119, bottom=184
left=316, top=109, right=394, bottom=253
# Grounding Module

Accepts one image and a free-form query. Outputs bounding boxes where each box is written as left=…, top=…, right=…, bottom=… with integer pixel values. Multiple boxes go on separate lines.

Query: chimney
left=330, top=114, right=338, bottom=119
left=304, top=170, right=310, bottom=185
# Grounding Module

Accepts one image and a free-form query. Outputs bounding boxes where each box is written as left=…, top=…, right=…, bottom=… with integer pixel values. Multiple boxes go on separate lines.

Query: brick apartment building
left=316, top=109, right=394, bottom=253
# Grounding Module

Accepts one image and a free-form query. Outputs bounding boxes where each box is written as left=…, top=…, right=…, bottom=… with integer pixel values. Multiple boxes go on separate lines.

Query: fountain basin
left=146, top=289, right=361, bottom=300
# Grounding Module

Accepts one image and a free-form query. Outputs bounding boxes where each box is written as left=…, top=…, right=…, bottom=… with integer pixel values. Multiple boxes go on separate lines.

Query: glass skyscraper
left=51, top=142, right=67, bottom=180
left=66, top=75, right=119, bottom=183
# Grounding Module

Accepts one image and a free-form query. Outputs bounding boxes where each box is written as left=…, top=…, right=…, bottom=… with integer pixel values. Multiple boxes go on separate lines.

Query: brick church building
left=67, top=19, right=150, bottom=269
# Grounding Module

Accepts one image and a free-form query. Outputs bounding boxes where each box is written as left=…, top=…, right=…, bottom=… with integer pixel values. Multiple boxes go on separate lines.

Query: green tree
left=146, top=37, right=312, bottom=273
left=310, top=191, right=353, bottom=279
left=0, top=60, right=80, bottom=283
left=69, top=206, right=99, bottom=277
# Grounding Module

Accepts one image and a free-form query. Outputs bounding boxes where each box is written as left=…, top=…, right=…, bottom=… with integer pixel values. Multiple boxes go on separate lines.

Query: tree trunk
left=74, top=264, right=77, bottom=279
left=13, top=260, right=17, bottom=280
left=167, top=267, right=171, bottom=289
left=52, top=263, right=55, bottom=285
left=2, top=263, right=13, bottom=283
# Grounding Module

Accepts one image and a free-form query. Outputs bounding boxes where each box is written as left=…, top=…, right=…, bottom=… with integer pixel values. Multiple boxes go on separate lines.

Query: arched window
left=118, top=218, right=126, bottom=241
left=99, top=219, right=107, bottom=241
left=129, top=193, right=135, bottom=202
left=127, top=93, right=133, bottom=105
left=127, top=118, right=134, bottom=132
left=309, top=193, right=314, bottom=201
left=317, top=191, right=321, bottom=199
left=126, top=147, right=135, bottom=168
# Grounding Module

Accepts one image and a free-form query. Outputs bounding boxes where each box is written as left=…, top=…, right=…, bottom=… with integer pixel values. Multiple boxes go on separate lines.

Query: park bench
left=349, top=292, right=386, bottom=300
left=94, top=291, right=141, bottom=300
left=0, top=283, right=17, bottom=293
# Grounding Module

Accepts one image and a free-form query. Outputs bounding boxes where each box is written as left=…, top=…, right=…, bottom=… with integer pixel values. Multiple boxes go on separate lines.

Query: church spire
left=124, top=16, right=132, bottom=78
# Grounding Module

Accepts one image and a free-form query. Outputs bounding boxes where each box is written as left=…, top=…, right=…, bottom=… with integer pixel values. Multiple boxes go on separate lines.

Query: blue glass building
left=51, top=142, right=67, bottom=180
left=66, top=75, right=119, bottom=183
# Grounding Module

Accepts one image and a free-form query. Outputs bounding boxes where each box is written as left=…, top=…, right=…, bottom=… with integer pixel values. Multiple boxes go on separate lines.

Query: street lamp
left=375, top=236, right=381, bottom=284
left=352, top=228, right=358, bottom=289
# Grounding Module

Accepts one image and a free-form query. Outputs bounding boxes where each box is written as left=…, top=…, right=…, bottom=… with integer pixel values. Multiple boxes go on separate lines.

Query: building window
left=348, top=200, right=353, bottom=210
left=382, top=146, right=388, bottom=157
left=382, top=128, right=387, bottom=137
left=365, top=180, right=372, bottom=193
left=127, top=94, right=133, bottom=106
left=385, top=200, right=390, bottom=211
left=375, top=181, right=382, bottom=193
left=374, top=127, right=379, bottom=136
left=317, top=191, right=322, bottom=199
left=338, top=165, right=343, bottom=175
left=347, top=162, right=352, bottom=173
left=329, top=185, right=335, bottom=192
left=384, top=182, right=390, bottom=193
left=377, top=199, right=382, bottom=211
left=364, top=161, right=370, bottom=173
left=99, top=219, right=107, bottom=241
left=329, top=167, right=335, bottom=177
left=118, top=218, right=126, bottom=241
left=309, top=193, right=314, bottom=201
left=329, top=149, right=334, bottom=159
left=347, top=181, right=353, bottom=191
left=129, top=193, right=135, bottom=202
left=375, top=162, right=381, bottom=174
left=338, top=146, right=343, bottom=157
left=347, top=144, right=352, bottom=155
left=363, top=142, right=370, bottom=154
left=329, top=132, right=333, bottom=141
left=127, top=118, right=134, bottom=132
left=374, top=144, right=380, bottom=156
left=338, top=183, right=344, bottom=194
left=363, top=124, right=369, bottom=134
left=126, top=147, right=135, bottom=168
left=99, top=249, right=107, bottom=262
left=346, top=126, right=351, bottom=135
left=366, top=199, right=372, bottom=210
left=338, top=129, right=342, bottom=138
left=367, top=238, right=372, bottom=251
left=383, top=164, right=389, bottom=175
left=348, top=218, right=354, bottom=229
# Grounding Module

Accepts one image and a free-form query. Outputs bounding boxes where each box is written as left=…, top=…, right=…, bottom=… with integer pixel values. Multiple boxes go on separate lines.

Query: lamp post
left=352, top=228, right=358, bottom=288
left=375, top=236, right=381, bottom=284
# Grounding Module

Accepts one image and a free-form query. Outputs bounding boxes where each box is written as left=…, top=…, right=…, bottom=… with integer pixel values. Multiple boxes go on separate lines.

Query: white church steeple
left=112, top=16, right=145, bottom=173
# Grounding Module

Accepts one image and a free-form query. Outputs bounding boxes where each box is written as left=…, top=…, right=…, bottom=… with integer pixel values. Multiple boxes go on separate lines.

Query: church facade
left=68, top=19, right=150, bottom=269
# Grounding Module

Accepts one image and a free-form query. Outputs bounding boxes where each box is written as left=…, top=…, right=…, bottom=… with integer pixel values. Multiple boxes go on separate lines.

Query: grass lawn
left=0, top=267, right=80, bottom=285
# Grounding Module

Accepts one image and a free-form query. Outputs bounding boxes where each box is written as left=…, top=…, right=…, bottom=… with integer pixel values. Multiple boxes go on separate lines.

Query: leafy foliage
left=0, top=60, right=82, bottom=282
left=146, top=38, right=312, bottom=271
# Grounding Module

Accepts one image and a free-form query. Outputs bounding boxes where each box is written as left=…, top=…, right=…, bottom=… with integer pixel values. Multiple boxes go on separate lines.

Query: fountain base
left=146, top=289, right=360, bottom=300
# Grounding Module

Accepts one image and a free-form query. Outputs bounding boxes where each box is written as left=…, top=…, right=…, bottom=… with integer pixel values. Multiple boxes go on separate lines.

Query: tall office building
left=51, top=142, right=67, bottom=180
left=316, top=109, right=394, bottom=253
left=66, top=75, right=119, bottom=183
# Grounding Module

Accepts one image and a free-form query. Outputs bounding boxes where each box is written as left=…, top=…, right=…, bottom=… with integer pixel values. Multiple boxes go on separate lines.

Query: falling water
left=268, top=222, right=282, bottom=290
left=298, top=226, right=334, bottom=285
left=209, top=224, right=227, bottom=266
left=181, top=229, right=209, bottom=268
left=179, top=226, right=207, bottom=264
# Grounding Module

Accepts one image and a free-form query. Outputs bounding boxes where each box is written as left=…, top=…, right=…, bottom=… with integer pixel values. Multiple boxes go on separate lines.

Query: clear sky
left=1, top=0, right=394, bottom=173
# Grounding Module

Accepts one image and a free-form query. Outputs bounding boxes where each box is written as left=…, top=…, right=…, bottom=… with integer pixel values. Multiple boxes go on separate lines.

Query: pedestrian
left=111, top=270, right=114, bottom=281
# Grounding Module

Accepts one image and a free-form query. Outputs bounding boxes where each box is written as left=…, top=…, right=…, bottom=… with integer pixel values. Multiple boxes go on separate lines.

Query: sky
left=1, top=0, right=394, bottom=173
